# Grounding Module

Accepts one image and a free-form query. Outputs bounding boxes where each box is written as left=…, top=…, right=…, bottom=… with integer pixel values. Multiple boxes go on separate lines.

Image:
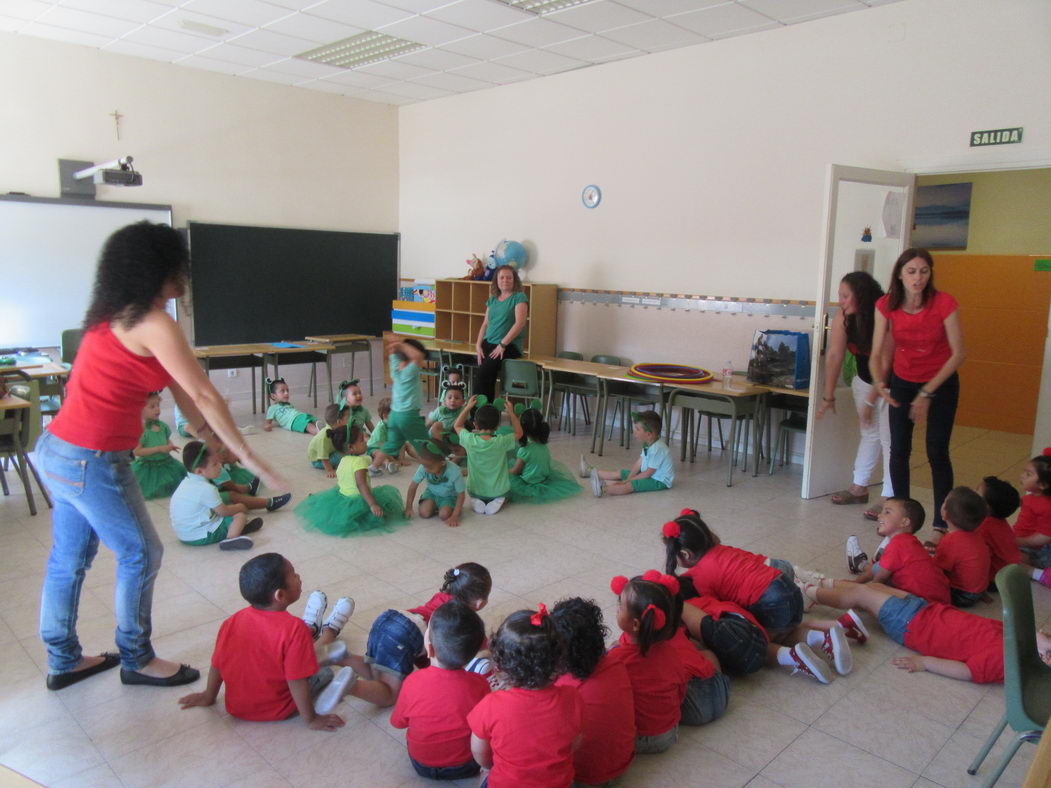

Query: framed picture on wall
left=911, top=182, right=972, bottom=249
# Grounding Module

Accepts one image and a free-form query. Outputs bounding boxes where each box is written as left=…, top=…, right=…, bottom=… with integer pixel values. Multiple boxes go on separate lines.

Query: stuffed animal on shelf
left=463, top=255, right=485, bottom=280
left=482, top=250, right=498, bottom=281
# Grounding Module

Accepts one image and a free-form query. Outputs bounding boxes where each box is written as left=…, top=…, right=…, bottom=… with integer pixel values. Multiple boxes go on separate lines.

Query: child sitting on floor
left=508, top=406, right=581, bottom=505
left=976, top=476, right=1022, bottom=588
left=294, top=425, right=405, bottom=537
left=1015, top=450, right=1051, bottom=582
left=426, top=383, right=467, bottom=460
left=454, top=395, right=523, bottom=516
left=169, top=442, right=262, bottom=550
left=337, top=378, right=373, bottom=432
left=468, top=606, right=584, bottom=785
left=214, top=444, right=290, bottom=513
left=263, top=377, right=320, bottom=435
left=551, top=597, right=635, bottom=785
left=178, top=553, right=357, bottom=728
left=581, top=411, right=673, bottom=498
left=307, top=404, right=346, bottom=477
left=932, top=487, right=990, bottom=607
left=131, top=391, right=186, bottom=499
left=404, top=441, right=466, bottom=527
left=390, top=600, right=490, bottom=781
left=366, top=398, right=408, bottom=475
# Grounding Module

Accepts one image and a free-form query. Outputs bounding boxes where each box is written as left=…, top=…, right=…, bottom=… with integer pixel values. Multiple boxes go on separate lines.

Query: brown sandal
left=831, top=489, right=869, bottom=505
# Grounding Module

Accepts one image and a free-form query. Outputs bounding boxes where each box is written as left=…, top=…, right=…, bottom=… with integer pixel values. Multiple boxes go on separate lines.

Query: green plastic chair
left=0, top=377, right=51, bottom=515
left=967, top=564, right=1051, bottom=787
left=501, top=359, right=541, bottom=403
left=768, top=412, right=808, bottom=475
left=61, top=329, right=83, bottom=365
left=551, top=351, right=595, bottom=435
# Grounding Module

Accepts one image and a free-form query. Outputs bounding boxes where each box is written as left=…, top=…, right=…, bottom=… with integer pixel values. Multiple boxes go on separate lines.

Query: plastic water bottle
left=722, top=361, right=733, bottom=390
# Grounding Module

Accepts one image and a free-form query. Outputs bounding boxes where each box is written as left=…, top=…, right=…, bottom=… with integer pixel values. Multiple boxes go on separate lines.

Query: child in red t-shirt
left=1016, top=451, right=1051, bottom=584
left=802, top=580, right=1051, bottom=684
left=551, top=597, right=636, bottom=786
left=468, top=606, right=583, bottom=788
left=390, top=600, right=490, bottom=781
left=663, top=510, right=851, bottom=684
left=977, top=476, right=1022, bottom=588
left=178, top=553, right=357, bottom=729
left=933, top=487, right=990, bottom=607
left=605, top=571, right=729, bottom=754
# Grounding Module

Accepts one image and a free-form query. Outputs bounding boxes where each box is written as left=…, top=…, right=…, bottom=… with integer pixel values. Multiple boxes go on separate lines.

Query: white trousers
left=851, top=375, right=892, bottom=497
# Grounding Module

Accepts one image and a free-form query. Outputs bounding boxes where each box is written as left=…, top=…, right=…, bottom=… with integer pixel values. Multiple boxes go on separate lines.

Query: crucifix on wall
left=110, top=109, right=124, bottom=141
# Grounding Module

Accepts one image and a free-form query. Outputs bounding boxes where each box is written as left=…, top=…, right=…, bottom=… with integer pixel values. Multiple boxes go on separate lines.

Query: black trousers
left=888, top=372, right=959, bottom=531
left=475, top=340, right=521, bottom=402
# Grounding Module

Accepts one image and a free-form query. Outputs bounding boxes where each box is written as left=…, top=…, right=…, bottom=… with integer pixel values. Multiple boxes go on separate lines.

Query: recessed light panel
left=490, top=0, right=595, bottom=15
left=295, top=31, right=425, bottom=69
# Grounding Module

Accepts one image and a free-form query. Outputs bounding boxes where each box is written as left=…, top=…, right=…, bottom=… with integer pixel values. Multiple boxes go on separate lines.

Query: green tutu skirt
left=226, top=464, right=257, bottom=488
left=509, top=460, right=582, bottom=505
left=132, top=456, right=186, bottom=500
left=295, top=485, right=407, bottom=537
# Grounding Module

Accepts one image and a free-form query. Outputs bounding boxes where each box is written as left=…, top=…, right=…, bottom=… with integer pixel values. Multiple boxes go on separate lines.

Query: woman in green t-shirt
left=475, top=265, right=529, bottom=401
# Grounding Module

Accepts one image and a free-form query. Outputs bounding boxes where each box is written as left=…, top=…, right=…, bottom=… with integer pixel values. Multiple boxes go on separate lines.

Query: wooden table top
left=194, top=341, right=335, bottom=357
left=759, top=384, right=811, bottom=398
left=303, top=334, right=374, bottom=343
left=531, top=357, right=765, bottom=397
left=0, top=394, right=30, bottom=410
left=0, top=358, right=44, bottom=371
left=18, top=362, right=70, bottom=379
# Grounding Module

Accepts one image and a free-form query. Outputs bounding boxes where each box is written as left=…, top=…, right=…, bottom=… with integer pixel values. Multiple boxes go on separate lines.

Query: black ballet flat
left=46, top=652, right=120, bottom=691
left=120, top=664, right=200, bottom=687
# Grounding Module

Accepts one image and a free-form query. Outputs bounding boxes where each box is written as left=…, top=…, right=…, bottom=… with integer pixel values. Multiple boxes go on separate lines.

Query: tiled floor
left=0, top=393, right=1045, bottom=788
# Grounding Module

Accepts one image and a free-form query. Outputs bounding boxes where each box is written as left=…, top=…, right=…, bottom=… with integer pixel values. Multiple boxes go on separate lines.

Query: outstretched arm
left=893, top=654, right=972, bottom=682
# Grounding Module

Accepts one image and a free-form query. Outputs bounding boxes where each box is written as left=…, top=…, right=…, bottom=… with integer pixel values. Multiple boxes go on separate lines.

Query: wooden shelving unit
left=434, top=279, right=557, bottom=357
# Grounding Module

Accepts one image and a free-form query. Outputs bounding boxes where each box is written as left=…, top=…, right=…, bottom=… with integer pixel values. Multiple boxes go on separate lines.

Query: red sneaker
left=838, top=609, right=869, bottom=644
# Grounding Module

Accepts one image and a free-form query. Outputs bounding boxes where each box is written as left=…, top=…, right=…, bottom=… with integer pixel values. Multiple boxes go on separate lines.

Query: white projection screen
left=1, top=196, right=173, bottom=348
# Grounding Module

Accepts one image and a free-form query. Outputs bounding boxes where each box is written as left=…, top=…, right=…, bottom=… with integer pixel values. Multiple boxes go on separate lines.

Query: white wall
left=399, top=0, right=1051, bottom=300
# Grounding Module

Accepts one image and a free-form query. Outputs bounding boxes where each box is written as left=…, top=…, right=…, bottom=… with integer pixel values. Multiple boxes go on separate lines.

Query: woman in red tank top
left=37, top=222, right=287, bottom=691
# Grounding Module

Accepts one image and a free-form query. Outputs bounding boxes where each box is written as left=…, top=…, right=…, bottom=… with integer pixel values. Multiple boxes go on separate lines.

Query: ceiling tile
left=379, top=80, right=452, bottom=99
left=60, top=0, right=171, bottom=24
left=37, top=6, right=142, bottom=36
left=319, top=69, right=395, bottom=87
left=0, top=14, right=28, bottom=30
left=306, top=0, right=412, bottom=30
left=181, top=0, right=291, bottom=27
left=152, top=10, right=254, bottom=39
left=601, top=17, right=704, bottom=50
left=243, top=67, right=305, bottom=83
left=616, top=0, right=725, bottom=16
left=375, top=0, right=450, bottom=14
left=448, top=59, right=532, bottom=83
left=392, top=46, right=479, bottom=70
left=297, top=79, right=355, bottom=93
left=122, top=23, right=215, bottom=51
left=376, top=14, right=474, bottom=46
left=544, top=32, right=636, bottom=61
left=0, top=0, right=53, bottom=23
left=194, top=41, right=281, bottom=64
left=18, top=21, right=115, bottom=46
left=440, top=33, right=527, bottom=59
left=354, top=58, right=434, bottom=79
left=176, top=53, right=249, bottom=72
left=410, top=69, right=491, bottom=91
left=263, top=55, right=345, bottom=76
left=490, top=17, right=583, bottom=47
left=261, top=11, right=363, bottom=42
left=425, top=0, right=530, bottom=33
left=102, top=38, right=185, bottom=59
left=741, top=0, right=864, bottom=24
left=668, top=3, right=778, bottom=38
left=494, top=47, right=585, bottom=75
left=547, top=1, right=650, bottom=34
left=227, top=26, right=315, bottom=55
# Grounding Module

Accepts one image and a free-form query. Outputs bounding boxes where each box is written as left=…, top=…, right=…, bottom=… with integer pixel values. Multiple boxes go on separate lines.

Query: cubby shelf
left=434, top=279, right=557, bottom=357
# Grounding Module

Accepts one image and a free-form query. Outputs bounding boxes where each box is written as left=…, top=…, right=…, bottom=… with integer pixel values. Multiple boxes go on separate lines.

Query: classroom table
left=303, top=334, right=376, bottom=396
left=193, top=344, right=265, bottom=414
left=263, top=341, right=337, bottom=409
left=0, top=393, right=44, bottom=515
left=0, top=358, right=44, bottom=372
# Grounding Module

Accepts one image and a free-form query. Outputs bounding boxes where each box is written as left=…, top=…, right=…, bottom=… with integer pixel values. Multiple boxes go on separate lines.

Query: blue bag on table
left=746, top=329, right=810, bottom=389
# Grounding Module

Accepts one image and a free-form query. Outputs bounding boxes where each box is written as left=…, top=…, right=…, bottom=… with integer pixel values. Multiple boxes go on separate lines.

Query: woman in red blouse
left=870, top=249, right=966, bottom=538
left=37, top=222, right=287, bottom=691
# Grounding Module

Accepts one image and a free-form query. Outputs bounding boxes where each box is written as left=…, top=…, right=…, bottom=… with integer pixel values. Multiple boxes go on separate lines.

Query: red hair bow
left=662, top=521, right=681, bottom=539
left=530, top=603, right=549, bottom=627
left=1043, top=447, right=1051, bottom=457
left=642, top=603, right=667, bottom=629
left=680, top=508, right=696, bottom=517
left=610, top=576, right=629, bottom=595
left=641, top=569, right=680, bottom=596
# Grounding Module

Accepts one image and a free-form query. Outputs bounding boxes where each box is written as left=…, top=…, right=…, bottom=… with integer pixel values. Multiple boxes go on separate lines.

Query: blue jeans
left=36, top=430, right=164, bottom=673
left=877, top=593, right=928, bottom=645
left=409, top=756, right=480, bottom=780
left=366, top=609, right=424, bottom=677
left=750, top=559, right=803, bottom=633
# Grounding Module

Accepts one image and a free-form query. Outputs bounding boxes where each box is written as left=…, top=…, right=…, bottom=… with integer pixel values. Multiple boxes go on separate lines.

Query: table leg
left=326, top=354, right=334, bottom=405
left=726, top=403, right=738, bottom=488
left=592, top=380, right=606, bottom=456
left=251, top=363, right=257, bottom=415
left=367, top=343, right=375, bottom=396
left=13, top=410, right=36, bottom=515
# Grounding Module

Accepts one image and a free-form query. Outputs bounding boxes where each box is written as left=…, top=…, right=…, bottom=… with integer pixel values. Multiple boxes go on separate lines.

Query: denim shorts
left=635, top=726, right=678, bottom=754
left=1021, top=544, right=1051, bottom=569
left=680, top=671, right=730, bottom=726
left=409, top=756, right=479, bottom=781
left=749, top=560, right=803, bottom=633
left=877, top=594, right=928, bottom=645
left=366, top=609, right=424, bottom=678
left=701, top=613, right=767, bottom=674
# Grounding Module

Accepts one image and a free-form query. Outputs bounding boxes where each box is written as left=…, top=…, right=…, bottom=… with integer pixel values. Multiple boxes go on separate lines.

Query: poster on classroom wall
left=911, top=182, right=972, bottom=249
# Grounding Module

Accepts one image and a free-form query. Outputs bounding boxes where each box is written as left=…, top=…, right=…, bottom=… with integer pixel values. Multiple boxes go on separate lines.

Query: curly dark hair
left=441, top=563, right=492, bottom=606
left=551, top=597, right=608, bottom=680
left=490, top=609, right=564, bottom=689
left=980, top=476, right=1020, bottom=519
left=330, top=424, right=362, bottom=454
left=83, top=221, right=188, bottom=330
left=840, top=271, right=884, bottom=355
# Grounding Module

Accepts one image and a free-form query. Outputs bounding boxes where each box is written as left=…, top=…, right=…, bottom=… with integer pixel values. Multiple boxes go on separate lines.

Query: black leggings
left=888, top=372, right=959, bottom=531
left=476, top=340, right=521, bottom=402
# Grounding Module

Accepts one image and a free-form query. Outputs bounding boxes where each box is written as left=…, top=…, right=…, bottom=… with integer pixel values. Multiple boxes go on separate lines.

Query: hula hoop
left=627, top=363, right=713, bottom=385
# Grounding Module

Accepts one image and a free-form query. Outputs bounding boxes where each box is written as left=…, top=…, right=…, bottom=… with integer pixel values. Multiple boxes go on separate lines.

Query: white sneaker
left=472, top=498, right=486, bottom=515
left=385, top=461, right=400, bottom=475
left=464, top=657, right=492, bottom=676
left=368, top=464, right=382, bottom=477
left=314, top=666, right=357, bottom=715
left=579, top=454, right=592, bottom=478
left=819, top=624, right=853, bottom=676
left=788, top=643, right=834, bottom=684
left=318, top=640, right=348, bottom=667
left=323, top=597, right=355, bottom=635
left=793, top=565, right=827, bottom=586
left=846, top=535, right=868, bottom=574
left=302, top=590, right=327, bottom=640
left=484, top=497, right=505, bottom=515
left=872, top=535, right=891, bottom=565
left=590, top=468, right=603, bottom=498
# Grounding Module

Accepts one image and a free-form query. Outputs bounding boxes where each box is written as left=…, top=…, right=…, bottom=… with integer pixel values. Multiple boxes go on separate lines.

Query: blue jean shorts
left=366, top=609, right=424, bottom=678
left=680, top=671, right=730, bottom=726
left=749, top=559, right=803, bottom=633
left=700, top=613, right=767, bottom=675
left=877, top=593, right=928, bottom=645
left=1021, top=544, right=1051, bottom=569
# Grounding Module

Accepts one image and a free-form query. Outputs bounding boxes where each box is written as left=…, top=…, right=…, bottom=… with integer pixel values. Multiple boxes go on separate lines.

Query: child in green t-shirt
left=308, top=404, right=347, bottom=477
left=509, top=407, right=581, bottom=505
left=426, top=384, right=467, bottom=461
left=403, top=442, right=467, bottom=527
left=264, top=378, right=320, bottom=435
left=454, top=395, right=522, bottom=516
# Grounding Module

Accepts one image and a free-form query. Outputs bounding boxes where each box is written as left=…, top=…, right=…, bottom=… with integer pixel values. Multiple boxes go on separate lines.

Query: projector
left=92, top=168, right=143, bottom=186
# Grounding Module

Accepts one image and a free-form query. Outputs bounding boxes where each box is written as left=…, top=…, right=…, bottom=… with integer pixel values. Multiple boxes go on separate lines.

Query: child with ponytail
left=662, top=509, right=855, bottom=684
left=606, top=571, right=729, bottom=754
left=508, top=405, right=582, bottom=504
left=468, top=605, right=583, bottom=787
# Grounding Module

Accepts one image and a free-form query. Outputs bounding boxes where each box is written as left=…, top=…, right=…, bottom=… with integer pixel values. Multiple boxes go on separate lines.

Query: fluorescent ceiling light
left=179, top=19, right=230, bottom=37
left=490, top=0, right=595, bottom=15
left=296, top=31, right=425, bottom=69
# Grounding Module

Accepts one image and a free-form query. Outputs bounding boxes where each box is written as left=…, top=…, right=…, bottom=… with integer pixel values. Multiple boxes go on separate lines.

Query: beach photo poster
left=911, top=182, right=972, bottom=249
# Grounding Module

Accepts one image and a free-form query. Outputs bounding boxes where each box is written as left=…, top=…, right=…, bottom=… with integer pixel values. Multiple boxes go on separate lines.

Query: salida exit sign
left=970, top=127, right=1023, bottom=146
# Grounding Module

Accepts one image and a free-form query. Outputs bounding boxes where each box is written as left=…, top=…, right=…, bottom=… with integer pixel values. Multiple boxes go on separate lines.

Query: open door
left=801, top=165, right=916, bottom=499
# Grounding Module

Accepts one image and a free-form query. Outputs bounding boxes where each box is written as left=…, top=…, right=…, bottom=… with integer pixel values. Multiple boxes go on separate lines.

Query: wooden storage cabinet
left=434, top=279, right=557, bottom=357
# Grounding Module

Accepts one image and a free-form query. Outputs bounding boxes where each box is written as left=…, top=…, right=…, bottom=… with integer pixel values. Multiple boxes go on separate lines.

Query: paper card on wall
left=882, top=191, right=903, bottom=239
